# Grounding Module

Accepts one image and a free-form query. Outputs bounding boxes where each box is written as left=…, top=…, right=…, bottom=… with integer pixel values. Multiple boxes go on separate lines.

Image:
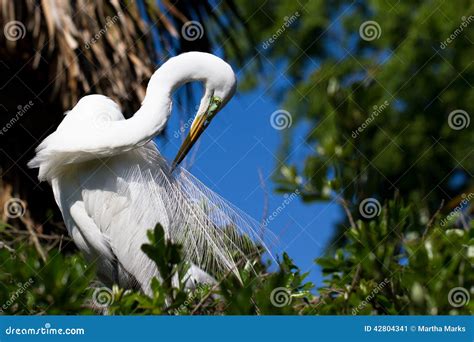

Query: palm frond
left=0, top=0, right=245, bottom=112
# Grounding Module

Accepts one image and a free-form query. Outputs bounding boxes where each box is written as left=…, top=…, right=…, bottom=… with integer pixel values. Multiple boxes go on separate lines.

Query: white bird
left=28, top=52, right=267, bottom=294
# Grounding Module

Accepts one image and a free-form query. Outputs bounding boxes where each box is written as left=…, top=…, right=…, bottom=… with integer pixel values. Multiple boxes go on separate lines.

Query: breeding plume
left=29, top=52, right=266, bottom=293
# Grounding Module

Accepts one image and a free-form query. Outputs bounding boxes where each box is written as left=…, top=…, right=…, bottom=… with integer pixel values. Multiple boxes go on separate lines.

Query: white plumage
left=29, top=52, right=268, bottom=294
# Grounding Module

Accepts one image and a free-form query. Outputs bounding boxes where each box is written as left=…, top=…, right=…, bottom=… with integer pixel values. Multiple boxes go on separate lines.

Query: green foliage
left=105, top=224, right=190, bottom=314
left=220, top=1, right=474, bottom=314
left=106, top=224, right=313, bottom=315
left=1, top=212, right=471, bottom=315
left=230, top=0, right=473, bottom=213
left=0, top=223, right=314, bottom=315
left=0, top=241, right=94, bottom=314
left=141, top=224, right=188, bottom=293
left=315, top=198, right=473, bottom=315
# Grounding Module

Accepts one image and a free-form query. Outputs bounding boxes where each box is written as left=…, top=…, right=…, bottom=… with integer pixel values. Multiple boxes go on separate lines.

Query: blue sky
left=140, top=0, right=344, bottom=286
left=157, top=80, right=342, bottom=286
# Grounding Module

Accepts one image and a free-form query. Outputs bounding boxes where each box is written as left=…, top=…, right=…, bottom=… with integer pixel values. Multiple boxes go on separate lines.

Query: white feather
left=29, top=52, right=271, bottom=293
left=48, top=141, right=270, bottom=293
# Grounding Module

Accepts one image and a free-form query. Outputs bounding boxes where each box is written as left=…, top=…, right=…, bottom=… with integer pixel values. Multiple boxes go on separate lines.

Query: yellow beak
left=172, top=114, right=208, bottom=171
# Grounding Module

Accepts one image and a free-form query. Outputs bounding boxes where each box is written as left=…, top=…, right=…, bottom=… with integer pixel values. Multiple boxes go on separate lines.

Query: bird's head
left=171, top=52, right=237, bottom=170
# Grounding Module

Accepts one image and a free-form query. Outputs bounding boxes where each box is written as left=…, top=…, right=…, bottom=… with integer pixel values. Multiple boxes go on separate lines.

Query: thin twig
left=20, top=215, right=47, bottom=262
left=7, top=230, right=71, bottom=241
left=423, top=199, right=444, bottom=239
left=338, top=198, right=357, bottom=230
left=190, top=259, right=246, bottom=315
left=59, top=234, right=64, bottom=251
left=0, top=240, right=15, bottom=252
left=348, top=264, right=362, bottom=295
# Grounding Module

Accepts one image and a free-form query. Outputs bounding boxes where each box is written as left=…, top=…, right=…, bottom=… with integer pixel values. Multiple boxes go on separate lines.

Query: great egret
left=29, top=52, right=266, bottom=293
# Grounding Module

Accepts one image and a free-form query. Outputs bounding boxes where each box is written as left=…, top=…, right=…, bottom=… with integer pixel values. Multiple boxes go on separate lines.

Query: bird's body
left=29, top=52, right=265, bottom=293
left=51, top=139, right=215, bottom=292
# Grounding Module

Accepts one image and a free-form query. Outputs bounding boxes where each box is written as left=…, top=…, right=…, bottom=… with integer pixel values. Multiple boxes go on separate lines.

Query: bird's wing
left=113, top=142, right=274, bottom=279
left=28, top=95, right=128, bottom=181
left=72, top=141, right=274, bottom=283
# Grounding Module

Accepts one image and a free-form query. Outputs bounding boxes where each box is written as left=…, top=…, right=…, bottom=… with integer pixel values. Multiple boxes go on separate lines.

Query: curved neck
left=109, top=53, right=214, bottom=150
left=29, top=53, right=235, bottom=181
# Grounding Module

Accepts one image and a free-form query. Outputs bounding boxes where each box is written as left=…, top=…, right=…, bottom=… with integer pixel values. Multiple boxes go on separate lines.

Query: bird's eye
left=206, top=96, right=222, bottom=120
